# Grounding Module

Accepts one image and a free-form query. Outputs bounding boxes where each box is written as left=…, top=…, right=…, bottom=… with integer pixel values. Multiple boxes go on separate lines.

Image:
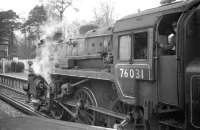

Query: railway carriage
left=24, top=0, right=200, bottom=129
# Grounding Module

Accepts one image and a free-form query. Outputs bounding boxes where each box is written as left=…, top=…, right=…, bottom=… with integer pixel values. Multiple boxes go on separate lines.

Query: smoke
left=32, top=40, right=55, bottom=84
left=30, top=19, right=82, bottom=84
left=31, top=20, right=67, bottom=84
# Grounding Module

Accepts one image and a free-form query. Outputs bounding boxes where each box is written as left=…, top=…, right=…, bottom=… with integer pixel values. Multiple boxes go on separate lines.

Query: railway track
left=0, top=73, right=49, bottom=118
left=0, top=92, right=47, bottom=117
left=0, top=73, right=128, bottom=128
left=0, top=73, right=118, bottom=130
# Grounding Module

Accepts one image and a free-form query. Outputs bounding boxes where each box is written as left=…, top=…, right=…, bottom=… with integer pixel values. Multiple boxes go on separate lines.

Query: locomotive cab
left=113, top=0, right=200, bottom=129
left=156, top=12, right=181, bottom=107
left=182, top=5, right=200, bottom=128
left=153, top=1, right=200, bottom=129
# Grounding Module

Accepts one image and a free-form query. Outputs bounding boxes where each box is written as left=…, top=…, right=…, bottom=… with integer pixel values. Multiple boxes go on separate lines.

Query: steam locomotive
left=24, top=0, right=200, bottom=129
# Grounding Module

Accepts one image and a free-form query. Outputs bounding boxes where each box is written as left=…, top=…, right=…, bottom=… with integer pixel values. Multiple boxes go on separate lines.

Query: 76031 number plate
left=115, top=64, right=152, bottom=80
left=119, top=68, right=144, bottom=79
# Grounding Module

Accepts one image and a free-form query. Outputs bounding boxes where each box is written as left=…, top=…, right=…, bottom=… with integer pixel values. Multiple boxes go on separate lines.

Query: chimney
left=160, top=0, right=176, bottom=5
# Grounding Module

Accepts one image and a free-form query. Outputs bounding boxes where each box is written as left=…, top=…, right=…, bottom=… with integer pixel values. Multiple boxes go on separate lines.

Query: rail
left=0, top=73, right=49, bottom=118
left=0, top=73, right=126, bottom=121
left=0, top=73, right=118, bottom=130
left=0, top=92, right=49, bottom=118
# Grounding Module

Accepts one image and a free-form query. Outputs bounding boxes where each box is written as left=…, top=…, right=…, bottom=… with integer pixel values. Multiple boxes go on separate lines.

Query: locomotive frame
left=25, top=0, right=200, bottom=130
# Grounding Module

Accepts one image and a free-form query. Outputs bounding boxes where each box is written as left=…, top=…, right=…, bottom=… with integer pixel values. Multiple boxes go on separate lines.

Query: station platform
left=0, top=110, right=10, bottom=119
left=0, top=116, right=114, bottom=130
left=0, top=72, right=28, bottom=80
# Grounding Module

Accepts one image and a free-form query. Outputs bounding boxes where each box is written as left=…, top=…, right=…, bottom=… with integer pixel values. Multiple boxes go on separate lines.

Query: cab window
left=134, top=32, right=148, bottom=59
left=119, top=35, right=131, bottom=61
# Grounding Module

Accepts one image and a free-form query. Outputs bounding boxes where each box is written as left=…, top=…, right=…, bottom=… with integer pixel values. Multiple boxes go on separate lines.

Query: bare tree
left=65, top=20, right=81, bottom=38
left=48, top=0, right=78, bottom=21
left=44, top=3, right=60, bottom=22
left=93, top=1, right=115, bottom=27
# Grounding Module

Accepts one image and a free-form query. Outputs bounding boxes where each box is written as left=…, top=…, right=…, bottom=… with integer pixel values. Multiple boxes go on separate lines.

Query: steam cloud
left=30, top=18, right=82, bottom=84
left=31, top=40, right=55, bottom=84
left=31, top=21, right=67, bottom=84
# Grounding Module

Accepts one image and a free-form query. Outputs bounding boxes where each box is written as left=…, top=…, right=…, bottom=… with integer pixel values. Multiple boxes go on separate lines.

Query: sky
left=0, top=0, right=163, bottom=22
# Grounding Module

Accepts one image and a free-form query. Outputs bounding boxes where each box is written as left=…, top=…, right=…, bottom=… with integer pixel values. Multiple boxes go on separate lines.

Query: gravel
left=0, top=99, right=26, bottom=118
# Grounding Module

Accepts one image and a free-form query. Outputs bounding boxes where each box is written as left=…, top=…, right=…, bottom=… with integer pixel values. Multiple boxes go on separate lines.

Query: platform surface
left=0, top=116, right=114, bottom=130
left=0, top=72, right=28, bottom=80
left=0, top=109, right=10, bottom=119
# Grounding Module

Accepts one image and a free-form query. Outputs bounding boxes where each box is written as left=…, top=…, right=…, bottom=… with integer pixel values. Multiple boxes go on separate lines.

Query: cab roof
left=114, top=0, right=193, bottom=32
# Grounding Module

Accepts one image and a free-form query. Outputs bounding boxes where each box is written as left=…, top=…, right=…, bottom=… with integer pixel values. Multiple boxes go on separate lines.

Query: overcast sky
left=0, top=0, right=170, bottom=22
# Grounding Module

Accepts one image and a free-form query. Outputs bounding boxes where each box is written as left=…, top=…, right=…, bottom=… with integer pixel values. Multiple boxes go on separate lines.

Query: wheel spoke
left=107, top=101, right=129, bottom=128
left=74, top=87, right=97, bottom=125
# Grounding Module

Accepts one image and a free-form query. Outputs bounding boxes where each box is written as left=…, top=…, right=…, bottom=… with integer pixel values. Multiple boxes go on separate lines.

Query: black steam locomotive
left=24, top=0, right=200, bottom=129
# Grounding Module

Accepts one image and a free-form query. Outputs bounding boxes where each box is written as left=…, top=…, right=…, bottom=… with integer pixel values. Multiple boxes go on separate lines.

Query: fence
left=0, top=58, right=33, bottom=73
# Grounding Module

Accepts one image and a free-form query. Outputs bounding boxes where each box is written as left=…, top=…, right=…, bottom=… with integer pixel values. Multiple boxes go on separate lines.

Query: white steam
left=32, top=40, right=55, bottom=84
left=31, top=21, right=67, bottom=84
left=30, top=19, right=81, bottom=84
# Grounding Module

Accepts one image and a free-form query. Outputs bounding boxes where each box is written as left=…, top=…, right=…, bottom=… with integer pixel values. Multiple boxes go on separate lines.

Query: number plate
left=115, top=64, right=152, bottom=80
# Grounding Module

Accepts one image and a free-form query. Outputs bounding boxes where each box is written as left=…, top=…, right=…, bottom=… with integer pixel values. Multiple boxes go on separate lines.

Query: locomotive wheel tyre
left=107, top=100, right=129, bottom=128
left=74, top=87, right=98, bottom=125
left=107, top=101, right=150, bottom=130
left=50, top=101, right=64, bottom=120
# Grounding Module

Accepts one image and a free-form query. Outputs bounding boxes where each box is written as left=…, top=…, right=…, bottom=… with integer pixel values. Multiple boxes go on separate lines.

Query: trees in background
left=16, top=5, right=47, bottom=59
left=44, top=0, right=79, bottom=40
left=0, top=10, right=21, bottom=58
left=23, top=5, right=47, bottom=41
left=1, top=1, right=116, bottom=59
left=16, top=40, right=36, bottom=59
left=0, top=10, right=20, bottom=40
left=17, top=1, right=78, bottom=58
left=62, top=1, right=115, bottom=38
left=93, top=1, right=115, bottom=27
left=47, top=0, right=78, bottom=21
